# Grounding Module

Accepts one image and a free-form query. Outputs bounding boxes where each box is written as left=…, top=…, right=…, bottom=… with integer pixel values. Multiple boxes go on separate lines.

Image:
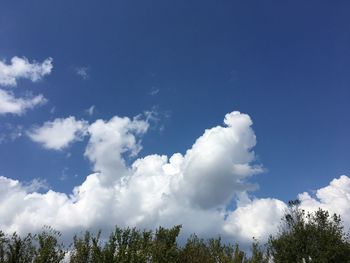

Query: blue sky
left=0, top=0, right=350, bottom=244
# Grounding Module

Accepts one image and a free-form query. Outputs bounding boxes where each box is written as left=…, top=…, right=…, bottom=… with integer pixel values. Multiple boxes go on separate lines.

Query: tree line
left=0, top=200, right=350, bottom=263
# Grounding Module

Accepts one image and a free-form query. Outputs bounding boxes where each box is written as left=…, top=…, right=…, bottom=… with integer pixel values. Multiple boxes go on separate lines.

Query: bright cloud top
left=0, top=57, right=53, bottom=87
left=0, top=89, right=47, bottom=115
left=1, top=111, right=349, bottom=246
left=27, top=117, right=88, bottom=150
left=298, top=175, right=350, bottom=230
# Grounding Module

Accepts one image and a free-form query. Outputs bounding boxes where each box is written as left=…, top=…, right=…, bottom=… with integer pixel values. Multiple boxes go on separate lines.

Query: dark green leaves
left=267, top=200, right=350, bottom=263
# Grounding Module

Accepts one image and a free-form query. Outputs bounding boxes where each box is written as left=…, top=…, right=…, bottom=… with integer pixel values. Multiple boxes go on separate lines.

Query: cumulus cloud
left=0, top=89, right=47, bottom=115
left=0, top=56, right=53, bottom=87
left=223, top=198, right=287, bottom=242
left=28, top=117, right=88, bottom=150
left=84, top=116, right=149, bottom=184
left=1, top=111, right=348, bottom=248
left=179, top=112, right=262, bottom=209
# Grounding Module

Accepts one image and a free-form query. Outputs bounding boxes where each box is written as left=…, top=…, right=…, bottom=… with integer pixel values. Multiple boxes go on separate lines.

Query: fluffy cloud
left=0, top=89, right=47, bottom=115
left=223, top=198, right=287, bottom=242
left=179, top=112, right=262, bottom=209
left=28, top=117, right=88, bottom=150
left=1, top=111, right=349, bottom=248
left=0, top=57, right=53, bottom=87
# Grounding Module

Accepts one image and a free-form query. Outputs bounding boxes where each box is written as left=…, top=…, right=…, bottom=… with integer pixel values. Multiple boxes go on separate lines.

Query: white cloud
left=1, top=111, right=349, bottom=248
left=0, top=56, right=53, bottom=87
left=84, top=116, right=149, bottom=185
left=298, top=175, right=350, bottom=230
left=223, top=198, right=287, bottom=242
left=0, top=89, right=47, bottom=115
left=28, top=117, right=88, bottom=150
left=178, top=111, right=262, bottom=209
left=0, top=56, right=52, bottom=116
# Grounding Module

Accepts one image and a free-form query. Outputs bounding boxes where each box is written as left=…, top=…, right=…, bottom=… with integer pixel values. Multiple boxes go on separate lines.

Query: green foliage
left=69, top=231, right=93, bottom=263
left=179, top=234, right=266, bottom=263
left=246, top=240, right=268, bottom=263
left=152, top=225, right=181, bottom=263
left=180, top=234, right=212, bottom=263
left=67, top=224, right=266, bottom=263
left=0, top=228, right=65, bottom=263
left=34, top=226, right=65, bottom=263
left=267, top=200, right=350, bottom=263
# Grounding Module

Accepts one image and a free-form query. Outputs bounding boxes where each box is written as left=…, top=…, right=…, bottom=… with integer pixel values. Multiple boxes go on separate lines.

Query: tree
left=267, top=200, right=350, bottom=263
left=152, top=225, right=181, bottom=263
left=34, top=226, right=65, bottom=263
left=69, top=231, right=94, bottom=263
left=179, top=234, right=213, bottom=263
left=246, top=239, right=268, bottom=263
left=4, top=232, right=35, bottom=263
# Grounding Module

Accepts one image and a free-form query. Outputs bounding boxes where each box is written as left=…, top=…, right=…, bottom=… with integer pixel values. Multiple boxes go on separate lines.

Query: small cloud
left=60, top=168, right=69, bottom=181
left=50, top=106, right=56, bottom=114
left=27, top=116, right=89, bottom=150
left=0, top=56, right=53, bottom=87
left=0, top=56, right=52, bottom=116
left=75, top=67, right=89, bottom=80
left=60, top=169, right=78, bottom=181
left=0, top=89, right=47, bottom=115
left=149, top=86, right=160, bottom=96
left=85, top=105, right=95, bottom=116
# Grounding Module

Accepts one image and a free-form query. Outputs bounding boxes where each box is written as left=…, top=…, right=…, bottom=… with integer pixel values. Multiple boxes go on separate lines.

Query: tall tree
left=268, top=200, right=350, bottom=263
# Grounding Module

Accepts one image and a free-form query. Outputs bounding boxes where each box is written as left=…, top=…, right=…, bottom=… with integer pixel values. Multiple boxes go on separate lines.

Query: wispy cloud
left=149, top=86, right=160, bottom=96
left=0, top=123, right=23, bottom=144
left=85, top=105, right=95, bottom=116
left=75, top=66, right=89, bottom=80
left=23, top=178, right=49, bottom=193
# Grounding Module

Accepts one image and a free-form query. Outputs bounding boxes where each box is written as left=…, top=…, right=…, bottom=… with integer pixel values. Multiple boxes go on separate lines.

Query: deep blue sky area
left=0, top=0, right=350, bottom=201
